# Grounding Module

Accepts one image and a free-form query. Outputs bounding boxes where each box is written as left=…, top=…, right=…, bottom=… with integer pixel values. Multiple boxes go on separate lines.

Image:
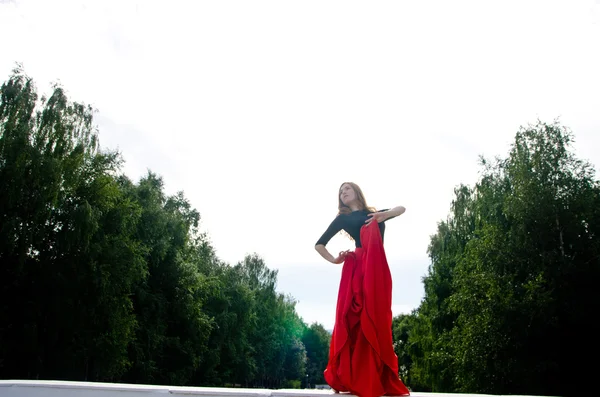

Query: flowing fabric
left=324, top=221, right=410, bottom=397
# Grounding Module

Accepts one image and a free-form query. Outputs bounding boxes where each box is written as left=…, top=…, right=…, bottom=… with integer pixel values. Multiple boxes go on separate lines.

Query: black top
left=316, top=209, right=390, bottom=248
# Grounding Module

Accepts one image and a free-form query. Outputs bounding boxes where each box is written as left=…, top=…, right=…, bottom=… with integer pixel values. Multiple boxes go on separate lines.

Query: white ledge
left=0, top=380, right=547, bottom=397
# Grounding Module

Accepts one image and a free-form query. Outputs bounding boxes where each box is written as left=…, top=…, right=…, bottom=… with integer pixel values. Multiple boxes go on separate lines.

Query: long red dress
left=324, top=221, right=410, bottom=397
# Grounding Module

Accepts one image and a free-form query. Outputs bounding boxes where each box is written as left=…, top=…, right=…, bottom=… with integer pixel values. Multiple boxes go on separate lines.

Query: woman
left=315, top=182, right=410, bottom=397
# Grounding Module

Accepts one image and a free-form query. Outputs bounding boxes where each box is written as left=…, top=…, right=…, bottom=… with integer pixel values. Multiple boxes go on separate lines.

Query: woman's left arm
left=385, top=206, right=406, bottom=220
left=365, top=205, right=406, bottom=224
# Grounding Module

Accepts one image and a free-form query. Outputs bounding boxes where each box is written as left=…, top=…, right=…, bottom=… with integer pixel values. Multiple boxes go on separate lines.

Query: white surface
left=0, top=380, right=547, bottom=397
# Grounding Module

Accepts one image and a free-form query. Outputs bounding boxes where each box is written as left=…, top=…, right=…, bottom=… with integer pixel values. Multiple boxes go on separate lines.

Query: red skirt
left=324, top=221, right=410, bottom=397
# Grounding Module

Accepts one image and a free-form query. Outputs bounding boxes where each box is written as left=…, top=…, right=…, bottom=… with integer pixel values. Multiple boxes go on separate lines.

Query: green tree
left=196, top=261, right=256, bottom=386
left=407, top=185, right=475, bottom=391
left=302, top=322, right=330, bottom=387
left=392, top=313, right=414, bottom=387
left=0, top=66, right=145, bottom=380
left=406, top=120, right=599, bottom=396
left=121, top=173, right=213, bottom=385
left=0, top=67, right=318, bottom=390
left=238, top=254, right=307, bottom=388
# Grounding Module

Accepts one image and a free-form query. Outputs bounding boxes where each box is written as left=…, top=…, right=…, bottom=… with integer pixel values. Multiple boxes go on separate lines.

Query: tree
left=0, top=65, right=145, bottom=380
left=195, top=261, right=256, bottom=386
left=403, top=120, right=599, bottom=396
left=302, top=322, right=330, bottom=387
left=0, top=67, right=319, bottom=389
left=238, top=254, right=307, bottom=388
left=121, top=173, right=213, bottom=385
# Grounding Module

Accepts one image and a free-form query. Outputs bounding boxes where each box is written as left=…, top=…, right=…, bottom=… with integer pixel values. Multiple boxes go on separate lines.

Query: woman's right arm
left=315, top=244, right=347, bottom=264
left=315, top=216, right=346, bottom=264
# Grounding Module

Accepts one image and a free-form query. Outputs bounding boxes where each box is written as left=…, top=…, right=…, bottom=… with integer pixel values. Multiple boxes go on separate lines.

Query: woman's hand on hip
left=333, top=250, right=350, bottom=264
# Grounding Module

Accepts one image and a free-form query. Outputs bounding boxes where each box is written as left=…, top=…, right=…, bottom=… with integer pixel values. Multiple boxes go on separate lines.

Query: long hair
left=337, top=182, right=376, bottom=215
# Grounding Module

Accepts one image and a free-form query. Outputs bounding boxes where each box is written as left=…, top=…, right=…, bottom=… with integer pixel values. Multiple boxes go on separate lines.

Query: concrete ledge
left=0, top=380, right=545, bottom=397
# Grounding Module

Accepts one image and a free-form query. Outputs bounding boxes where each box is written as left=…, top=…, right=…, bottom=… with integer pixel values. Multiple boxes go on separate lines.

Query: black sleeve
left=316, top=216, right=343, bottom=246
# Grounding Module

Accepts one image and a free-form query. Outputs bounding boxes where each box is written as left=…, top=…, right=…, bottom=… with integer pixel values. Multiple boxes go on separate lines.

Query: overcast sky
left=2, top=0, right=599, bottom=329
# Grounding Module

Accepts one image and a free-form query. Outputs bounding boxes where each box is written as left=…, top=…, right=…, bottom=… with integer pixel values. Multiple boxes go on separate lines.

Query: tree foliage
left=302, top=322, right=330, bottom=387
left=394, top=120, right=600, bottom=396
left=7, top=67, right=596, bottom=396
left=0, top=66, right=328, bottom=388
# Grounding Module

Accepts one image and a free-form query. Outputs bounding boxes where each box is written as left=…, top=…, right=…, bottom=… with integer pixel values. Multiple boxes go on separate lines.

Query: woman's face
left=340, top=183, right=357, bottom=206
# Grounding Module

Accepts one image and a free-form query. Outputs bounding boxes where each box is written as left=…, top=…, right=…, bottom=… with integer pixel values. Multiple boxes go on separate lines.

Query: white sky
left=2, top=0, right=599, bottom=330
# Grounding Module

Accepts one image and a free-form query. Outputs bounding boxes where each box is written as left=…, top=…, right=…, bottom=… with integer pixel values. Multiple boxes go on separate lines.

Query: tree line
left=0, top=67, right=330, bottom=388
left=2, top=67, right=598, bottom=396
left=391, top=119, right=599, bottom=396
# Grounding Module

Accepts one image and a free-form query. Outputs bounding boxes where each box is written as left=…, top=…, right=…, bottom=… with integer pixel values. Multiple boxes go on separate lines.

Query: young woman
left=315, top=182, right=410, bottom=397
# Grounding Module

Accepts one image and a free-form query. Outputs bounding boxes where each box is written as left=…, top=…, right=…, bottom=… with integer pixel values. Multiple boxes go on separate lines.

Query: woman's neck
left=348, top=202, right=362, bottom=212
